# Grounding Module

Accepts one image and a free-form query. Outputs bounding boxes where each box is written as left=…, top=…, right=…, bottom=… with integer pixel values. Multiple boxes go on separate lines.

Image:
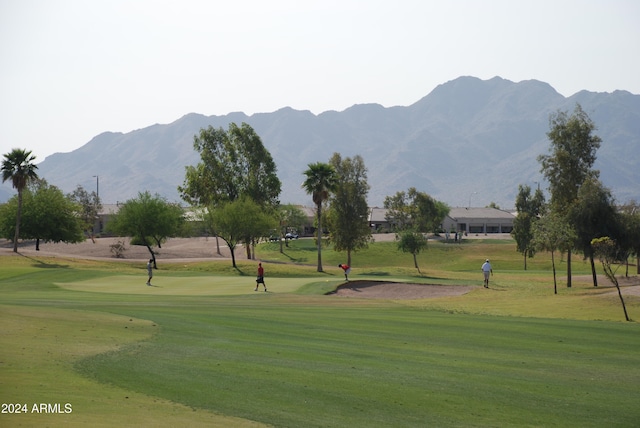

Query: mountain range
left=3, top=76, right=639, bottom=209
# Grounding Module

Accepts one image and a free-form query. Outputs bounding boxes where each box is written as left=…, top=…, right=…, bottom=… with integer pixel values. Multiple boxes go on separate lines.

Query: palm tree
left=302, top=162, right=338, bottom=272
left=2, top=148, right=39, bottom=252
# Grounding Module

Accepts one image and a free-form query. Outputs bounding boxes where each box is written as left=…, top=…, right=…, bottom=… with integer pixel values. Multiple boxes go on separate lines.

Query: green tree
left=511, top=184, right=545, bottom=270
left=179, top=122, right=281, bottom=207
left=384, top=188, right=449, bottom=271
left=569, top=177, right=619, bottom=287
left=179, top=122, right=281, bottom=259
left=68, top=184, right=102, bottom=242
left=591, top=237, right=630, bottom=321
left=412, top=190, right=449, bottom=234
left=396, top=229, right=428, bottom=273
left=326, top=153, right=372, bottom=266
left=384, top=188, right=449, bottom=234
left=212, top=198, right=277, bottom=268
left=618, top=202, right=640, bottom=275
left=107, top=191, right=185, bottom=266
left=1, top=148, right=39, bottom=252
left=278, top=204, right=307, bottom=251
left=302, top=162, right=338, bottom=272
left=532, top=212, right=576, bottom=294
left=538, top=103, right=602, bottom=287
left=0, top=180, right=84, bottom=249
left=382, top=191, right=412, bottom=231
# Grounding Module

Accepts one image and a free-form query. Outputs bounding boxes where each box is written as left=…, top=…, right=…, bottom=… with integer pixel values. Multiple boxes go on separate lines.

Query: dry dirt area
left=0, top=234, right=401, bottom=262
left=0, top=237, right=235, bottom=262
left=331, top=281, right=475, bottom=299
left=573, top=274, right=640, bottom=297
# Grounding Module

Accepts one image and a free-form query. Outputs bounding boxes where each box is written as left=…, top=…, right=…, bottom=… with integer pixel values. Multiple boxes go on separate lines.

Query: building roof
left=447, top=207, right=515, bottom=220
left=99, top=204, right=122, bottom=215
left=368, top=207, right=389, bottom=223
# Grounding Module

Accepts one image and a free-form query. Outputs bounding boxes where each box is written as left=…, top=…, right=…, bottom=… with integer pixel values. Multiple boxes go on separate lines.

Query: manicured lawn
left=1, top=239, right=639, bottom=427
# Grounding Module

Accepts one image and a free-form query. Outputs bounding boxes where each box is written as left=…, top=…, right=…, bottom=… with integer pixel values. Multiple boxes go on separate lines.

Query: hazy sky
left=2, top=0, right=639, bottom=162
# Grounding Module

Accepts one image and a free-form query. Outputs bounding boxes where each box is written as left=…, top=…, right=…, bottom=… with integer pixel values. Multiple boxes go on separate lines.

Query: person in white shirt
left=481, top=259, right=493, bottom=288
left=146, top=259, right=153, bottom=286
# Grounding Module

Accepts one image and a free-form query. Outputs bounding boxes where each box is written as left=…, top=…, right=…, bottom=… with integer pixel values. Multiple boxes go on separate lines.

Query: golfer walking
left=481, top=259, right=493, bottom=288
left=255, top=263, right=267, bottom=292
left=146, top=258, right=153, bottom=286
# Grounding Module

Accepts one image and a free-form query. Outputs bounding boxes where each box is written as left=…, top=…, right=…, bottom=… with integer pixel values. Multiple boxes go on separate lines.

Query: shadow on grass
left=278, top=252, right=310, bottom=263
left=17, top=253, right=70, bottom=269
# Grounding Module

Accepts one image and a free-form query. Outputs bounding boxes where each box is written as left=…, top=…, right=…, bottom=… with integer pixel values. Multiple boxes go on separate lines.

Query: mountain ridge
left=2, top=76, right=638, bottom=209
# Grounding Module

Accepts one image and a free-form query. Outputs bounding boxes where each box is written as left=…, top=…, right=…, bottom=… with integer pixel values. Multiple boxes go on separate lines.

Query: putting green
left=57, top=275, right=317, bottom=295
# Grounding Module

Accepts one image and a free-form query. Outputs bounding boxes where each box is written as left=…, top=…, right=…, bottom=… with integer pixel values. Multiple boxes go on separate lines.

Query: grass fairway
left=2, top=239, right=640, bottom=427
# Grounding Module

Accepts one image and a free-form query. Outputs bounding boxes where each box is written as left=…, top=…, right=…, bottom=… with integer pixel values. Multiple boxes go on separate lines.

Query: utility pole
left=93, top=175, right=99, bottom=198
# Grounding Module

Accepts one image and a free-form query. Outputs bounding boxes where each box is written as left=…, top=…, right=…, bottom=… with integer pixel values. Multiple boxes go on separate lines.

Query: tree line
left=1, top=124, right=450, bottom=271
left=511, top=104, right=640, bottom=320
left=1, top=149, right=102, bottom=252
left=178, top=123, right=449, bottom=270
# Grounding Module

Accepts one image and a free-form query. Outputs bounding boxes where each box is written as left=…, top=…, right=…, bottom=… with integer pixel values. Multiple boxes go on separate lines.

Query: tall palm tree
left=302, top=162, right=338, bottom=272
left=2, top=148, right=39, bottom=252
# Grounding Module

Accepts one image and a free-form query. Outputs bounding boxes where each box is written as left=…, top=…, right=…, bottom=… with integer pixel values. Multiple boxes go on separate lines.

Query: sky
left=2, top=0, right=639, bottom=162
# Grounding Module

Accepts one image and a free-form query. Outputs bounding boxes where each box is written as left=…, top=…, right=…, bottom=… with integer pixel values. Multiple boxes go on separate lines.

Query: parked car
left=285, top=232, right=299, bottom=239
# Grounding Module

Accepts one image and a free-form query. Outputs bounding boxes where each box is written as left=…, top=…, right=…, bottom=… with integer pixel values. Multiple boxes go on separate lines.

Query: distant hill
left=4, top=76, right=639, bottom=209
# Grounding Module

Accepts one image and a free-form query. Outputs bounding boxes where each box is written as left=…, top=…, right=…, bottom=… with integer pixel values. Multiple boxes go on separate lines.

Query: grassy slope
left=1, top=238, right=639, bottom=427
left=0, top=262, right=265, bottom=428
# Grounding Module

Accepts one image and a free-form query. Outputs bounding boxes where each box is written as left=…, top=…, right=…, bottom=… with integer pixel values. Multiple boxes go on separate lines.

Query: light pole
left=468, top=191, right=477, bottom=208
left=93, top=175, right=99, bottom=199
left=92, top=175, right=100, bottom=238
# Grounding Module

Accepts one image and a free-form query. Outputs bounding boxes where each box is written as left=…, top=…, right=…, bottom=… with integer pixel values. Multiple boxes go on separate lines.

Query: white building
left=442, top=207, right=515, bottom=234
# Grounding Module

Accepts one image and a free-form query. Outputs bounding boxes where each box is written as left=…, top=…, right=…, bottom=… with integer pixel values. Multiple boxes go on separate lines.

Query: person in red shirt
left=255, top=262, right=267, bottom=292
left=338, top=263, right=351, bottom=281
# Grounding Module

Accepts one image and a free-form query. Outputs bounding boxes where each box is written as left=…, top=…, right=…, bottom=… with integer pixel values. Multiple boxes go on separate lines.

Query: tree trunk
left=552, top=250, right=557, bottom=295
left=36, top=238, right=40, bottom=251
left=347, top=250, right=351, bottom=267
left=316, top=203, right=323, bottom=272
left=524, top=252, right=527, bottom=270
left=13, top=189, right=23, bottom=252
left=601, top=259, right=629, bottom=322
left=606, top=271, right=630, bottom=322
left=615, top=280, right=630, bottom=321
left=413, top=253, right=421, bottom=273
left=230, top=247, right=236, bottom=268
left=589, top=254, right=598, bottom=287
left=567, top=249, right=572, bottom=288
left=145, top=244, right=157, bottom=268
